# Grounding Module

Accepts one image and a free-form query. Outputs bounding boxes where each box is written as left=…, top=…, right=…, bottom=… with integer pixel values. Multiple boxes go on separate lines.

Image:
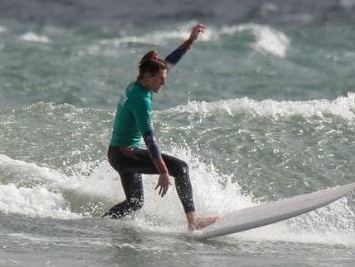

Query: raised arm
left=165, top=23, right=206, bottom=71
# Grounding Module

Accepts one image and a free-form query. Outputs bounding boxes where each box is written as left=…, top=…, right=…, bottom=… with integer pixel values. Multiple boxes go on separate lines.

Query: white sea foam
left=0, top=154, right=66, bottom=184
left=0, top=147, right=252, bottom=225
left=0, top=154, right=78, bottom=218
left=0, top=154, right=128, bottom=218
left=1, top=147, right=354, bottom=245
left=20, top=32, right=52, bottom=44
left=220, top=24, right=290, bottom=57
left=0, top=183, right=78, bottom=219
left=167, top=93, right=355, bottom=121
left=139, top=146, right=253, bottom=227
left=62, top=160, right=123, bottom=201
left=250, top=25, right=290, bottom=57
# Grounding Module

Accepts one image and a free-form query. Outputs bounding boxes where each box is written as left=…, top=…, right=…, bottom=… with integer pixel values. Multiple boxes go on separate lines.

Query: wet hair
left=137, top=50, right=167, bottom=81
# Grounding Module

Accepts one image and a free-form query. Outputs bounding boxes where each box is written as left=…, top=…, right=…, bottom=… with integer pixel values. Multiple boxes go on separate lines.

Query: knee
left=172, top=160, right=189, bottom=178
left=179, top=160, right=189, bottom=174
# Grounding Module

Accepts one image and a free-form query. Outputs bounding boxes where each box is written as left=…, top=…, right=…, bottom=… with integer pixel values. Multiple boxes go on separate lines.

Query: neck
left=137, top=79, right=151, bottom=91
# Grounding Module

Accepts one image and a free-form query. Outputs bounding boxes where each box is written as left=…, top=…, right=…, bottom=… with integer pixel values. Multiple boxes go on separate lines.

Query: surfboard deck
left=189, top=182, right=355, bottom=240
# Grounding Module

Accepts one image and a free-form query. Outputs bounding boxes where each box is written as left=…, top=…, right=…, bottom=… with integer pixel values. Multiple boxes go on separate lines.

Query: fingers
left=194, top=24, right=206, bottom=35
left=195, top=23, right=206, bottom=33
left=155, top=184, right=168, bottom=197
left=155, top=174, right=172, bottom=197
left=160, top=185, right=168, bottom=197
left=189, top=23, right=206, bottom=41
left=159, top=180, right=170, bottom=197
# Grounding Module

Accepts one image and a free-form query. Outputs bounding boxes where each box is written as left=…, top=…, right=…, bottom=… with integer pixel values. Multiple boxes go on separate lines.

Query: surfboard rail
left=191, top=182, right=355, bottom=240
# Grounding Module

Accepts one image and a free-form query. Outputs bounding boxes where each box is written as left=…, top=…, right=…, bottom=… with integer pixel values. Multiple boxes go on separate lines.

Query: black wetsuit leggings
left=104, top=146, right=195, bottom=218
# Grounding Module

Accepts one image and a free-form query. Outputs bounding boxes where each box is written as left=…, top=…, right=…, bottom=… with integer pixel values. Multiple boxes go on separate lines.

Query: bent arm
left=164, top=40, right=193, bottom=70
left=165, top=23, right=206, bottom=71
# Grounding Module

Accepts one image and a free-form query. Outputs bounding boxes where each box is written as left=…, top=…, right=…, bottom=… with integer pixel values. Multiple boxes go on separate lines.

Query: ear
left=141, top=72, right=152, bottom=79
left=147, top=72, right=157, bottom=78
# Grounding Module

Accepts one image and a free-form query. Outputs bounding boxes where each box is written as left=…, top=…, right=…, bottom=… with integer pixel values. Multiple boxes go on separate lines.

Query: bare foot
left=188, top=215, right=219, bottom=231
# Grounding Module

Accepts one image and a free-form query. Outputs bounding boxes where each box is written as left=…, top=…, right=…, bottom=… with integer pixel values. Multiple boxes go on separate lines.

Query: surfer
left=103, top=24, right=217, bottom=230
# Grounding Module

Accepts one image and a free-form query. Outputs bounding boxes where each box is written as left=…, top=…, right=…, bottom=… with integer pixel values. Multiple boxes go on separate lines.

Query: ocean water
left=1, top=0, right=355, bottom=266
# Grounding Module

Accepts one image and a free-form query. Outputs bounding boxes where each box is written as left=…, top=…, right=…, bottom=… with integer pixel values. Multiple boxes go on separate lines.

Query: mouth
left=154, top=86, right=162, bottom=93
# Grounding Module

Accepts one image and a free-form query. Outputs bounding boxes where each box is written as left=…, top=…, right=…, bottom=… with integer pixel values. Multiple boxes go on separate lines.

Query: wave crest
left=165, top=93, right=355, bottom=121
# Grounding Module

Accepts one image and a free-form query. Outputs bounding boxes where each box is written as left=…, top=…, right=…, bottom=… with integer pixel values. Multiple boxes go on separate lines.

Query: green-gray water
left=1, top=1, right=355, bottom=266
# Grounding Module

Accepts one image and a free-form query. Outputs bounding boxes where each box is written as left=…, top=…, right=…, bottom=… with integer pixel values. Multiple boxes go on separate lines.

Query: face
left=146, top=69, right=167, bottom=93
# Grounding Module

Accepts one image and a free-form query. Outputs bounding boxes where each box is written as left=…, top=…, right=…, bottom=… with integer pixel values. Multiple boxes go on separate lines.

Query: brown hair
left=137, top=50, right=167, bottom=81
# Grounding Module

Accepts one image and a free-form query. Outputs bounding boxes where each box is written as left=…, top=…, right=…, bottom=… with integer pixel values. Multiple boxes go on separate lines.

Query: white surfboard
left=190, top=182, right=355, bottom=240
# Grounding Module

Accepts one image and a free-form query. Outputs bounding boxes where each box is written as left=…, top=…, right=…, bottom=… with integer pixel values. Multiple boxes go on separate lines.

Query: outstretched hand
left=155, top=173, right=172, bottom=197
left=188, top=23, right=206, bottom=42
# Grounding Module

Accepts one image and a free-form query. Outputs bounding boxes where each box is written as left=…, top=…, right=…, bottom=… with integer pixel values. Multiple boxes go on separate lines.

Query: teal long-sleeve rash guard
left=110, top=41, right=192, bottom=159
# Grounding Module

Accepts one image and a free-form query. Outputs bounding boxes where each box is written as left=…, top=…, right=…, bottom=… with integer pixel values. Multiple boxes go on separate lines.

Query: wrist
left=182, top=39, right=194, bottom=49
